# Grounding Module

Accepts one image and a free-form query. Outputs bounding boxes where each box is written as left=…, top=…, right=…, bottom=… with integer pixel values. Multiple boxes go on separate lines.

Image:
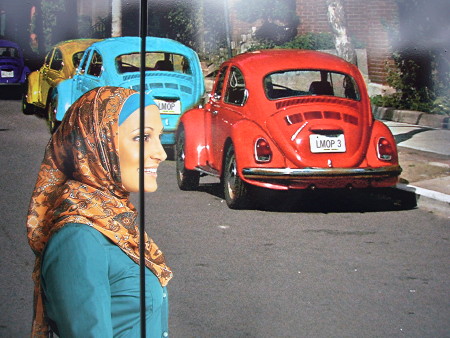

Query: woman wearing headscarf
left=26, top=86, right=173, bottom=337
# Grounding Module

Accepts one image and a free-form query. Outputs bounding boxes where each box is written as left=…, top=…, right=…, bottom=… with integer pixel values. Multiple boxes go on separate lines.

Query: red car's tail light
left=255, top=137, right=272, bottom=163
left=377, top=137, right=394, bottom=161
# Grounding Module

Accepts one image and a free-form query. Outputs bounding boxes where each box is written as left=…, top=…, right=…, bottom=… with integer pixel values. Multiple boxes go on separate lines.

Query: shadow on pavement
left=0, top=86, right=23, bottom=100
left=394, top=127, right=432, bottom=145
left=197, top=183, right=418, bottom=213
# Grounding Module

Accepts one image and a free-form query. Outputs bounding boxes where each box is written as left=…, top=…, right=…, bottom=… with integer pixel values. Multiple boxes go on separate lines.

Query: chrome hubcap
left=227, top=157, right=237, bottom=199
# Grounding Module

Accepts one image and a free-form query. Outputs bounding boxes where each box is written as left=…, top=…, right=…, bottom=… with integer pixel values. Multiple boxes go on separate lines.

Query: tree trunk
left=111, top=0, right=122, bottom=37
left=326, top=0, right=357, bottom=65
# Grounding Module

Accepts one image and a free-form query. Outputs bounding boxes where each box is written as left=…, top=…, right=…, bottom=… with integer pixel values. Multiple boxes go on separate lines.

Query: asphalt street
left=0, top=98, right=449, bottom=337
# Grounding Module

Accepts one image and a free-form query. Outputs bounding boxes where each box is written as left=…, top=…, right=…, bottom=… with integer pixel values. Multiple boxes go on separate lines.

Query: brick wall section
left=297, top=0, right=400, bottom=84
left=345, top=0, right=398, bottom=84
left=229, top=0, right=399, bottom=84
left=296, top=0, right=330, bottom=33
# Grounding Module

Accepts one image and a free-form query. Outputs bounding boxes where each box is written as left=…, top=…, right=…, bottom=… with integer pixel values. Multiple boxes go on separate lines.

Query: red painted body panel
left=179, top=50, right=401, bottom=191
left=179, top=107, right=208, bottom=169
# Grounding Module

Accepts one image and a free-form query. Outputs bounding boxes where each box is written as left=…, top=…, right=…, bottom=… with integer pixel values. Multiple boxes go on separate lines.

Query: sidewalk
left=383, top=119, right=450, bottom=217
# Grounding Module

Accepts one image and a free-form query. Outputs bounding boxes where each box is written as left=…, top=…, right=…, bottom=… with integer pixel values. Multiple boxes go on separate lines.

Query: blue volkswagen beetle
left=0, top=39, right=30, bottom=86
left=51, top=36, right=205, bottom=144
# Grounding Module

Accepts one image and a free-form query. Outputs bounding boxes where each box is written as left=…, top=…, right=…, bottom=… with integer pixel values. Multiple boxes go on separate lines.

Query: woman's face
left=118, top=105, right=167, bottom=192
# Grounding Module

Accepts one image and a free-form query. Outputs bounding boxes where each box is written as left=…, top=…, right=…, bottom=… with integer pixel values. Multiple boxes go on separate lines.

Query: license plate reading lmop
left=154, top=99, right=181, bottom=115
left=310, top=134, right=346, bottom=153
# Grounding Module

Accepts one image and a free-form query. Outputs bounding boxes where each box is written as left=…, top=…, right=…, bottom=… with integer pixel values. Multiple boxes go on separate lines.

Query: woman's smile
left=142, top=167, right=158, bottom=176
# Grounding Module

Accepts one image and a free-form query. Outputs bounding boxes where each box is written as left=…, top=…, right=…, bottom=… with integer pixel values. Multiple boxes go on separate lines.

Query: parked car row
left=48, top=37, right=204, bottom=145
left=23, top=39, right=100, bottom=119
left=18, top=37, right=401, bottom=209
left=22, top=36, right=204, bottom=146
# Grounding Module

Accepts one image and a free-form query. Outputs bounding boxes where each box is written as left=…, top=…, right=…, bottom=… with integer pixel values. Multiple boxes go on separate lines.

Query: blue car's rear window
left=0, top=47, right=19, bottom=58
left=116, top=52, right=191, bottom=75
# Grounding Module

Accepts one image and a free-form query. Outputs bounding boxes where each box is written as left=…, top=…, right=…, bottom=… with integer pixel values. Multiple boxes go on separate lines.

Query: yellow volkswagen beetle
left=23, top=39, right=100, bottom=128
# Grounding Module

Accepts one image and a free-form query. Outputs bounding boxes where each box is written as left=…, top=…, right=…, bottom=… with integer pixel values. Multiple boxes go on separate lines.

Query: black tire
left=22, top=94, right=35, bottom=115
left=176, top=127, right=200, bottom=190
left=22, top=82, right=35, bottom=115
left=46, top=93, right=60, bottom=133
left=223, top=145, right=252, bottom=209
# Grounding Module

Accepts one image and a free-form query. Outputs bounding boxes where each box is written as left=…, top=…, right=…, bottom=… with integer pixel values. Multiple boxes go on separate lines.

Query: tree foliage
left=165, top=0, right=199, bottom=49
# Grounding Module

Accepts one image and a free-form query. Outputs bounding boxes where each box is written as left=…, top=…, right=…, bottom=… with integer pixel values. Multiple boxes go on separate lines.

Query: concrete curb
left=396, top=183, right=450, bottom=217
left=396, top=183, right=450, bottom=203
left=372, top=105, right=450, bottom=129
left=372, top=106, right=450, bottom=215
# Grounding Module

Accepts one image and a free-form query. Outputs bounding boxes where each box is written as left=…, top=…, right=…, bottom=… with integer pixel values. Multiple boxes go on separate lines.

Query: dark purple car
left=0, top=39, right=30, bottom=86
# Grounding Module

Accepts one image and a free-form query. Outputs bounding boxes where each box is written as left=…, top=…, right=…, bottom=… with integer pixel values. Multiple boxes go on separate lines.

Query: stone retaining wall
left=372, top=105, right=450, bottom=129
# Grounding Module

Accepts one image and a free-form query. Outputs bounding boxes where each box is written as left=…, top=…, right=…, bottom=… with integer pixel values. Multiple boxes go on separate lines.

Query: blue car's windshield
left=264, top=70, right=360, bottom=101
left=116, top=52, right=191, bottom=75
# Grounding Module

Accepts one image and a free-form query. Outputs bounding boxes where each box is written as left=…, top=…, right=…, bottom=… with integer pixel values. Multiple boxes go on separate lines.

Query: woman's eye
left=133, top=134, right=151, bottom=142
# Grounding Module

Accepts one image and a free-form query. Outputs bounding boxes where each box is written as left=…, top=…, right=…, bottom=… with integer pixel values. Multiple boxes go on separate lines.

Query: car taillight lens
left=255, top=137, right=272, bottom=162
left=377, top=137, right=394, bottom=161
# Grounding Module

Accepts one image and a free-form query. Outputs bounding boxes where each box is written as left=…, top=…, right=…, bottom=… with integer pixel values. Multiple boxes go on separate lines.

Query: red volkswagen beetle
left=176, top=50, right=401, bottom=209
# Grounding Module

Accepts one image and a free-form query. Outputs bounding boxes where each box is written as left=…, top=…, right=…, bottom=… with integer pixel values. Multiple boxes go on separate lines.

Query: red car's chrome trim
left=242, top=165, right=402, bottom=179
left=285, top=110, right=359, bottom=126
left=195, top=165, right=220, bottom=177
left=276, top=96, right=359, bottom=110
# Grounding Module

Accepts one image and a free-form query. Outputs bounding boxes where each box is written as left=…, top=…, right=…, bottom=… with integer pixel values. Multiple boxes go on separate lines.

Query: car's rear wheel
left=176, top=127, right=200, bottom=190
left=22, top=81, right=35, bottom=115
left=22, top=94, right=35, bottom=115
left=223, top=145, right=253, bottom=209
left=47, top=93, right=60, bottom=133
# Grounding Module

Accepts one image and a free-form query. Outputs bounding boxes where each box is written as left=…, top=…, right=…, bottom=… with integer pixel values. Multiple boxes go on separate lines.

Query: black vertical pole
left=139, top=0, right=147, bottom=337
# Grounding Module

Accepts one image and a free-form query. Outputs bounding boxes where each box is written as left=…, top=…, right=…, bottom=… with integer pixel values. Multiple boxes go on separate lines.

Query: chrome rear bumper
left=242, top=165, right=402, bottom=180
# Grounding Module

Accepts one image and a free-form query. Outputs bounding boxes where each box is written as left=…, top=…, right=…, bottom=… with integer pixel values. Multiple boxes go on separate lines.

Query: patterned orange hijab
left=26, top=86, right=173, bottom=337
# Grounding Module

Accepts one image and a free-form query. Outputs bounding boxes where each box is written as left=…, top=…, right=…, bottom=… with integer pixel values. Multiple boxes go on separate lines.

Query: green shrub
left=280, top=32, right=335, bottom=50
left=247, top=32, right=335, bottom=52
left=370, top=56, right=450, bottom=115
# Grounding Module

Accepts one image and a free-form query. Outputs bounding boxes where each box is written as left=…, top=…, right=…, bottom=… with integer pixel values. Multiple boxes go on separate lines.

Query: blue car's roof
left=90, top=36, right=198, bottom=58
left=0, top=39, right=21, bottom=49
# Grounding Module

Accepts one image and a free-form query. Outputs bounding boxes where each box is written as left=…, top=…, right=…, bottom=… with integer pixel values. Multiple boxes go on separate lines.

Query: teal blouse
left=41, top=223, right=169, bottom=338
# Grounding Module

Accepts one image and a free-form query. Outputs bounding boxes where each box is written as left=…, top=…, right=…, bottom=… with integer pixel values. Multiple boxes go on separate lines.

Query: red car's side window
left=224, top=67, right=247, bottom=106
left=213, top=66, right=228, bottom=99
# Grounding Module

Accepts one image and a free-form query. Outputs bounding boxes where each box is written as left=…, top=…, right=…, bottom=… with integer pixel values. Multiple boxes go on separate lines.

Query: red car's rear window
left=264, top=70, right=360, bottom=101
